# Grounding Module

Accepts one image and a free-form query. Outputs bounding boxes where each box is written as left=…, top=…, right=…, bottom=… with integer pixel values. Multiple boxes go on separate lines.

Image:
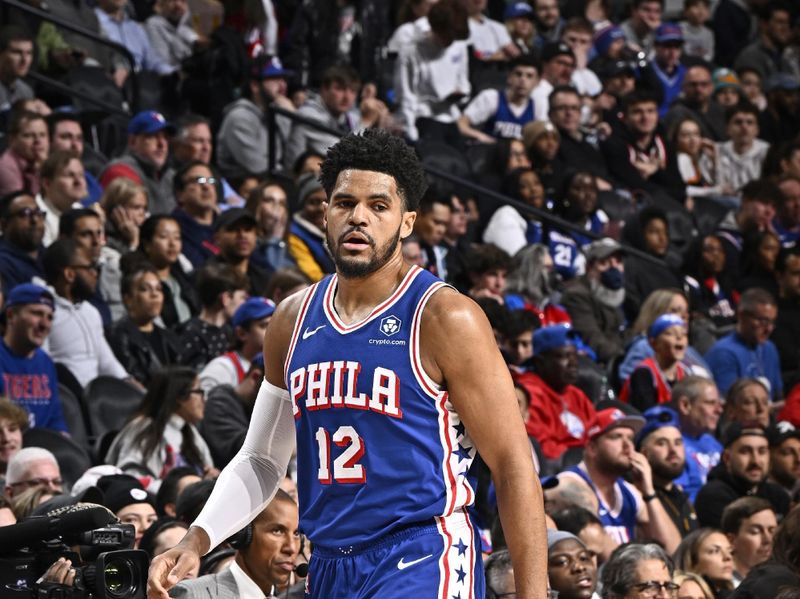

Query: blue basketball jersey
left=484, top=92, right=535, bottom=140
left=285, top=265, right=478, bottom=548
left=565, top=464, right=640, bottom=544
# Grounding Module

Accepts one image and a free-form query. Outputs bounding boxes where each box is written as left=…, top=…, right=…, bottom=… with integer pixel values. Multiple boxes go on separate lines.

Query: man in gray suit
left=170, top=490, right=304, bottom=598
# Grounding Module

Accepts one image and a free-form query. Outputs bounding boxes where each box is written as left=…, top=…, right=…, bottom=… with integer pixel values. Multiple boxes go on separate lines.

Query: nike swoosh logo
left=397, top=554, right=433, bottom=570
left=302, top=325, right=326, bottom=340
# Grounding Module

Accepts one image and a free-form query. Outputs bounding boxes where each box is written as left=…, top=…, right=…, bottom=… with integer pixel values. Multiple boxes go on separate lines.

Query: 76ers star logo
left=379, top=315, right=402, bottom=336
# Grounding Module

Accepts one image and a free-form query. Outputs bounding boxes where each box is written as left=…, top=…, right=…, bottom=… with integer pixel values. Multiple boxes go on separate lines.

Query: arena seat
left=58, top=383, right=91, bottom=451
left=23, top=428, right=92, bottom=489
left=415, top=139, right=473, bottom=180
left=85, top=376, right=144, bottom=439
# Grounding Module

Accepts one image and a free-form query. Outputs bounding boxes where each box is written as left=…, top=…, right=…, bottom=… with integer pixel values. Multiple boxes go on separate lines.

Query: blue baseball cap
left=504, top=2, right=534, bottom=19
left=648, top=314, right=686, bottom=339
left=5, top=283, right=55, bottom=310
left=254, top=57, right=294, bottom=80
left=533, top=325, right=578, bottom=356
left=636, top=405, right=681, bottom=448
left=127, top=110, right=176, bottom=135
left=654, top=23, right=684, bottom=45
left=594, top=25, right=625, bottom=55
left=232, top=297, right=276, bottom=328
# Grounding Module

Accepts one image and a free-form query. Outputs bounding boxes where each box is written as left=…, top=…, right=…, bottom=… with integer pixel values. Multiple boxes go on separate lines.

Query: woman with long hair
left=674, top=528, right=735, bottom=598
left=107, top=367, right=217, bottom=492
left=682, top=233, right=738, bottom=345
left=673, top=570, right=714, bottom=599
left=504, top=244, right=571, bottom=327
left=129, top=215, right=199, bottom=328
left=738, top=229, right=781, bottom=298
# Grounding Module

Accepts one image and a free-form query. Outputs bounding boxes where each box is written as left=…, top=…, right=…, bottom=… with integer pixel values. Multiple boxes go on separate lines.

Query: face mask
left=546, top=270, right=561, bottom=291
left=600, top=266, right=624, bottom=290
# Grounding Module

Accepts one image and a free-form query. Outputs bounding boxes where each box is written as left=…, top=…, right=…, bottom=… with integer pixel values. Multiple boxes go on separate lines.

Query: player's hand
left=147, top=543, right=200, bottom=598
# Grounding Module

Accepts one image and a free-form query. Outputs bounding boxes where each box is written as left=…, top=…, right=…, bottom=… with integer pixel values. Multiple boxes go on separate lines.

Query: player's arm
left=147, top=291, right=305, bottom=599
left=420, top=289, right=547, bottom=599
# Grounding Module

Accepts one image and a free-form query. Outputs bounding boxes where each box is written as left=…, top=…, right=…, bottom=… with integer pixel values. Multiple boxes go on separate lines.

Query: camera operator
left=170, top=489, right=302, bottom=599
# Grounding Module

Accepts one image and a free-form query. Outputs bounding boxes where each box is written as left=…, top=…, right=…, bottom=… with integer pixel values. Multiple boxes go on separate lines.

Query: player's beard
left=326, top=224, right=401, bottom=279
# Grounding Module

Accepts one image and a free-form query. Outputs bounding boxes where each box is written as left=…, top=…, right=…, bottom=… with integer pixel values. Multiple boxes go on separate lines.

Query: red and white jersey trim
left=436, top=511, right=477, bottom=599
left=283, top=283, right=320, bottom=383
left=322, top=266, right=423, bottom=334
left=409, top=280, right=476, bottom=516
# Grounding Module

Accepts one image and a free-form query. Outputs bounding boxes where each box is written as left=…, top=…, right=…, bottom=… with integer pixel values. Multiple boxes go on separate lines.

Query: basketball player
left=147, top=129, right=546, bottom=598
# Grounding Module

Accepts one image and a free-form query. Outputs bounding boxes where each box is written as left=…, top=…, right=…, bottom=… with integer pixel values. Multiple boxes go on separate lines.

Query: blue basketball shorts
left=304, top=510, right=484, bottom=599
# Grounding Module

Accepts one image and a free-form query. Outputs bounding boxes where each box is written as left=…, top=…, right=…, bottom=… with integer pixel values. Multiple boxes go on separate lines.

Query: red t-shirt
left=512, top=370, right=596, bottom=460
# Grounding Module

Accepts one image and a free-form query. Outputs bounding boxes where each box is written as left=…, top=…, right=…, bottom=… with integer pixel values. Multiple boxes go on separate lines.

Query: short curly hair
left=319, top=129, right=427, bottom=212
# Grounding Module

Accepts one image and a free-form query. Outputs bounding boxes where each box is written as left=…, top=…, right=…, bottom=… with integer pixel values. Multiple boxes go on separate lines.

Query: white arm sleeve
left=191, top=379, right=296, bottom=551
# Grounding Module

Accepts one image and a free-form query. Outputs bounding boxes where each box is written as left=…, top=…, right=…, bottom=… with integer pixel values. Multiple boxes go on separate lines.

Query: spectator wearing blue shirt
left=171, top=161, right=218, bottom=269
left=672, top=376, right=723, bottom=502
left=0, top=284, right=67, bottom=433
left=95, top=0, right=175, bottom=78
left=705, top=288, right=783, bottom=401
left=639, top=24, right=687, bottom=117
left=0, top=191, right=46, bottom=294
left=47, top=113, right=103, bottom=206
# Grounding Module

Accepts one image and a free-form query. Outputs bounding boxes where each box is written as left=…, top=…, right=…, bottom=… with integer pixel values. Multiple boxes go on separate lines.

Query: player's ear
left=400, top=210, right=416, bottom=240
left=322, top=201, right=329, bottom=229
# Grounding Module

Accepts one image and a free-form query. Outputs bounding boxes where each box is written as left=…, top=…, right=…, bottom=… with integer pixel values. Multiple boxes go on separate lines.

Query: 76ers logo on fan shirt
left=379, top=315, right=401, bottom=336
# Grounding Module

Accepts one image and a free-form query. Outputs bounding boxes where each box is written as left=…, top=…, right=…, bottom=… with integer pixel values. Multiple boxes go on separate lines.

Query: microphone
left=0, top=505, right=114, bottom=553
left=294, top=563, right=309, bottom=577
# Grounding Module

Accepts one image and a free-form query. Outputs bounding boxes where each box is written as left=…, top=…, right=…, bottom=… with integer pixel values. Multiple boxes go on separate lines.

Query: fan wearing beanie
left=96, top=474, right=157, bottom=548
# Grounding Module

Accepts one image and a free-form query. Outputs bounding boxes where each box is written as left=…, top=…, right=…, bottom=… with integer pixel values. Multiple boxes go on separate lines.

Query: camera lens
left=104, top=558, right=134, bottom=597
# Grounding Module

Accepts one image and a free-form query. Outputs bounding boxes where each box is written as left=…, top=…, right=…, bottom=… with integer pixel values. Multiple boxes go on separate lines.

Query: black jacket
left=729, top=562, right=800, bottom=599
left=198, top=384, right=251, bottom=469
left=695, top=464, right=791, bottom=529
left=772, top=296, right=800, bottom=390
left=600, top=128, right=686, bottom=204
left=161, top=263, right=199, bottom=329
left=106, top=318, right=180, bottom=385
left=561, top=275, right=625, bottom=365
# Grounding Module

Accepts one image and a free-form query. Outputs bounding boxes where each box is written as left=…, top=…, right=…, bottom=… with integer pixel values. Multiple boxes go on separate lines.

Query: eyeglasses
left=185, top=176, right=217, bottom=186
left=631, top=581, right=679, bottom=598
left=551, top=105, right=581, bottom=113
left=188, top=388, right=205, bottom=398
left=11, top=207, right=46, bottom=220
left=9, top=477, right=64, bottom=490
left=745, top=313, right=776, bottom=327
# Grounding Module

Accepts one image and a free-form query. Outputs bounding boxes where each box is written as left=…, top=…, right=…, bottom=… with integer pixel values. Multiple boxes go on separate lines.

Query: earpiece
left=227, top=523, right=253, bottom=549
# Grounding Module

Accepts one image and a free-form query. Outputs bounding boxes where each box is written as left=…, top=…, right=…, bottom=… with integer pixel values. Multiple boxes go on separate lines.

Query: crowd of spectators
left=1, top=0, right=800, bottom=596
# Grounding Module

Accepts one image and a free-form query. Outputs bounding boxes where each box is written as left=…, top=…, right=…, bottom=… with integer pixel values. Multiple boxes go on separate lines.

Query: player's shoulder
left=422, top=287, right=494, bottom=338
left=423, top=286, right=484, bottom=324
left=264, top=283, right=317, bottom=356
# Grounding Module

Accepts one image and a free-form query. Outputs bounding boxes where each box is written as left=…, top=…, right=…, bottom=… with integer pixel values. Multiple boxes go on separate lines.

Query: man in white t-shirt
left=562, top=17, right=601, bottom=98
left=467, top=0, right=519, bottom=60
left=458, top=53, right=539, bottom=142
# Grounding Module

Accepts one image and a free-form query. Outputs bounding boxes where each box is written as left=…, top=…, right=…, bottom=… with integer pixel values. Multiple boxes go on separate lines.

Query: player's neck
left=334, top=252, right=410, bottom=323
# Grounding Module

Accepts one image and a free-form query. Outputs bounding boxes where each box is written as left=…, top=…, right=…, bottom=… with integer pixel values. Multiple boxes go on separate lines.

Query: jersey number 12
left=315, top=426, right=366, bottom=484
